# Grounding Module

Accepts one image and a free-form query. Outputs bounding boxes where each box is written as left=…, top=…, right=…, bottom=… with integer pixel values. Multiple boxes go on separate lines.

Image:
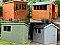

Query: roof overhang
left=32, top=1, right=55, bottom=6
left=44, top=23, right=59, bottom=29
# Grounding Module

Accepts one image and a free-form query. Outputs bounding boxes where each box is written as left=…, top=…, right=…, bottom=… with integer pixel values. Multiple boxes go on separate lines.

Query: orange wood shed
left=2, top=1, right=28, bottom=21
left=32, top=1, right=58, bottom=21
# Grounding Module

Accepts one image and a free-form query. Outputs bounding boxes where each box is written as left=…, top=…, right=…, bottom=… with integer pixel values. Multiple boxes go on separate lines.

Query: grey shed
left=33, top=23, right=59, bottom=44
left=1, top=22, right=29, bottom=44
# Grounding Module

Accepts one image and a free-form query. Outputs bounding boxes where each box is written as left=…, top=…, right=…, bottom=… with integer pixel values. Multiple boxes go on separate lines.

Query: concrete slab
left=30, top=18, right=42, bottom=23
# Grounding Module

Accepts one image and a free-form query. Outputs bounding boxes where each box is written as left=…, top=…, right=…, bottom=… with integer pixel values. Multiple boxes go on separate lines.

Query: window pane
left=34, top=6, right=36, bottom=10
left=22, top=4, right=26, bottom=10
left=19, top=5, right=21, bottom=9
left=40, top=5, right=47, bottom=10
left=35, top=28, right=37, bottom=33
left=37, top=5, right=39, bottom=10
left=34, top=5, right=47, bottom=10
left=16, top=4, right=19, bottom=10
left=38, top=28, right=41, bottom=33
left=4, top=26, right=11, bottom=31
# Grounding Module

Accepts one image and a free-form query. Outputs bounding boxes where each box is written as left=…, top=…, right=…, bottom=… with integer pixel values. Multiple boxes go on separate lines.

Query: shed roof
left=33, top=23, right=59, bottom=29
left=33, top=23, right=49, bottom=29
left=33, top=1, right=53, bottom=5
left=1, top=23, right=26, bottom=25
left=4, top=1, right=28, bottom=4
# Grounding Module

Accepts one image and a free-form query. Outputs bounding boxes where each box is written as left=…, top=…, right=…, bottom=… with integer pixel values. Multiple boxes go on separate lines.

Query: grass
left=0, top=40, right=30, bottom=45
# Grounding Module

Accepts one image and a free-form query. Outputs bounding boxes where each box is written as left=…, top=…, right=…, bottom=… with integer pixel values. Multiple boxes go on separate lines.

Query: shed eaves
left=33, top=1, right=52, bottom=5
left=33, top=23, right=50, bottom=29
left=33, top=23, right=59, bottom=29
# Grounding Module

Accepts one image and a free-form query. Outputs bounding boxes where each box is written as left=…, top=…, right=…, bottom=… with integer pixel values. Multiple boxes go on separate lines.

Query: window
left=16, top=4, right=19, bottom=10
left=35, top=29, right=37, bottom=33
left=34, top=6, right=36, bottom=10
left=37, top=5, right=39, bottom=10
left=38, top=28, right=41, bottom=33
left=40, top=5, right=47, bottom=10
left=22, top=4, right=26, bottom=10
left=4, top=26, right=11, bottom=31
left=35, top=28, right=41, bottom=33
left=34, top=5, right=47, bottom=10
left=19, top=5, right=21, bottom=9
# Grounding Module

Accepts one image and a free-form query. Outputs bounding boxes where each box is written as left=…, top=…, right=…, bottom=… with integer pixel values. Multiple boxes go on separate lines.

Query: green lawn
left=0, top=40, right=30, bottom=45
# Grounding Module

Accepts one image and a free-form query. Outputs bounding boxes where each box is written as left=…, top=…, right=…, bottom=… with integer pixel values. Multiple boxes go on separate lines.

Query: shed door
left=45, top=26, right=57, bottom=44
left=52, top=5, right=55, bottom=19
left=55, top=5, right=58, bottom=19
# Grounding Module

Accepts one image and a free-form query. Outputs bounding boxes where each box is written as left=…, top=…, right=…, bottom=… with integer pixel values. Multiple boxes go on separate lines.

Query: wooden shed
left=30, top=23, right=59, bottom=44
left=32, top=1, right=58, bottom=21
left=0, top=22, right=29, bottom=44
left=2, top=1, right=28, bottom=21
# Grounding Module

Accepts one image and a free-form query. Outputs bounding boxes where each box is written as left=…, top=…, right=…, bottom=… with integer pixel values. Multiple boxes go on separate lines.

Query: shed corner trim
left=44, top=23, right=59, bottom=29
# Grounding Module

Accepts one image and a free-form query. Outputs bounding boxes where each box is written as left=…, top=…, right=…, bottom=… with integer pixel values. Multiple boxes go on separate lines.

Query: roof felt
left=33, top=23, right=59, bottom=29
left=33, top=1, right=53, bottom=5
left=33, top=23, right=50, bottom=29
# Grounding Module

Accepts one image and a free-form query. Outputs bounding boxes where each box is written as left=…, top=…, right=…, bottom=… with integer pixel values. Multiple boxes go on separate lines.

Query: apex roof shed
left=0, top=22, right=29, bottom=44
left=30, top=23, right=59, bottom=44
left=32, top=1, right=58, bottom=21
left=3, top=1, right=28, bottom=21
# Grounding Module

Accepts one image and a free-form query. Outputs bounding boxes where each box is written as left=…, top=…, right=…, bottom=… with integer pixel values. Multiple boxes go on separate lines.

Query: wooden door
left=54, top=5, right=58, bottom=19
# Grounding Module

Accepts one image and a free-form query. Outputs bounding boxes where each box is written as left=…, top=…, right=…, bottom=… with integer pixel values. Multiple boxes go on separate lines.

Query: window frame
left=40, top=5, right=47, bottom=10
left=34, top=28, right=41, bottom=34
left=22, top=4, right=26, bottom=10
left=34, top=5, right=47, bottom=10
left=34, top=5, right=37, bottom=10
left=38, top=28, right=41, bottom=33
left=4, top=26, right=11, bottom=32
left=16, top=4, right=19, bottom=10
left=19, top=4, right=21, bottom=9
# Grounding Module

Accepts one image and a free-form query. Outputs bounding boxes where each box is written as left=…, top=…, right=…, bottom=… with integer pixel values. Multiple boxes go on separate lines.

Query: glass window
left=34, top=6, right=36, bottom=10
left=38, top=28, right=41, bottom=33
left=35, top=29, right=37, bottom=33
left=35, top=28, right=41, bottom=33
left=34, top=5, right=47, bottom=10
left=16, top=4, right=19, bottom=10
left=4, top=26, right=11, bottom=32
left=40, top=5, right=47, bottom=10
left=22, top=4, right=26, bottom=10
left=37, top=5, right=39, bottom=10
left=19, top=5, right=21, bottom=9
